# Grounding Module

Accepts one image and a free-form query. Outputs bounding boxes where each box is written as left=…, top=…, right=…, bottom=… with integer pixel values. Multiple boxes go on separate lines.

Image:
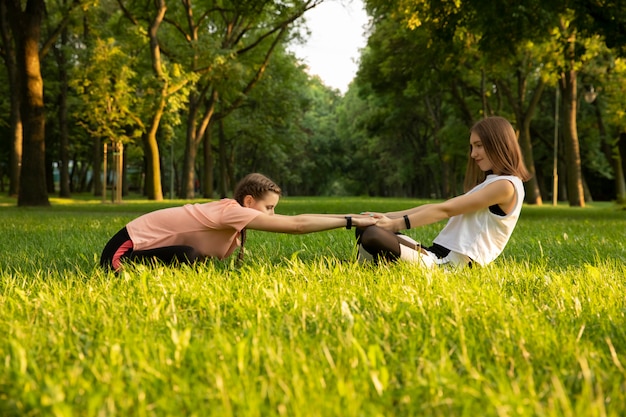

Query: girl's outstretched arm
left=247, top=213, right=377, bottom=234
left=374, top=179, right=516, bottom=233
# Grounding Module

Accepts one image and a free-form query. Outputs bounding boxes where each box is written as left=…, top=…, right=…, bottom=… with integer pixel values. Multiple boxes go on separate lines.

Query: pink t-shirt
left=126, top=199, right=262, bottom=260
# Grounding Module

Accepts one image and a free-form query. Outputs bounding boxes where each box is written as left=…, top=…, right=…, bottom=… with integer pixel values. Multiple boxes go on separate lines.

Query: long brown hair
left=233, top=173, right=282, bottom=263
left=463, top=116, right=532, bottom=192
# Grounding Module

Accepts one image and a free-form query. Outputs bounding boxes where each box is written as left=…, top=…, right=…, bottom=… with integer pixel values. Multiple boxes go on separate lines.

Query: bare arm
left=374, top=180, right=516, bottom=233
left=246, top=213, right=377, bottom=234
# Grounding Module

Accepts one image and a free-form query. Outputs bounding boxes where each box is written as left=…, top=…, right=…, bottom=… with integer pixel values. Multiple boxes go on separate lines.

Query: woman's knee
left=356, top=226, right=400, bottom=261
left=355, top=225, right=379, bottom=247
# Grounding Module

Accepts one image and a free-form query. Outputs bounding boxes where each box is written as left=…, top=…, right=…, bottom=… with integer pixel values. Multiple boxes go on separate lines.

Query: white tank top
left=433, top=175, right=525, bottom=266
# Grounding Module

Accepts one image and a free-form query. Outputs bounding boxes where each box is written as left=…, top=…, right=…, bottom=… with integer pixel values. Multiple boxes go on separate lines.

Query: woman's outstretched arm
left=246, top=213, right=377, bottom=234
left=373, top=180, right=516, bottom=233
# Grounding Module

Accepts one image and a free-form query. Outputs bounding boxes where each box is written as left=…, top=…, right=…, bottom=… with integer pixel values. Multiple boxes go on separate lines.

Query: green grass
left=1, top=194, right=625, bottom=416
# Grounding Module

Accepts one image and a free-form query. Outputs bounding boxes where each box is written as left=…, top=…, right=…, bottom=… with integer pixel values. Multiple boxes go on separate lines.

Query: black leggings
left=355, top=226, right=412, bottom=262
left=100, top=227, right=203, bottom=271
left=355, top=226, right=450, bottom=263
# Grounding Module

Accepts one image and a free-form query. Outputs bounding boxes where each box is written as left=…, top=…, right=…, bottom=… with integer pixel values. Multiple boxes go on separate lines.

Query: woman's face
left=245, top=191, right=280, bottom=215
left=470, top=132, right=495, bottom=173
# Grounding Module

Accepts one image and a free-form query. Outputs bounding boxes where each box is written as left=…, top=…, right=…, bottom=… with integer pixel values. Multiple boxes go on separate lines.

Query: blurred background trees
left=1, top=0, right=625, bottom=206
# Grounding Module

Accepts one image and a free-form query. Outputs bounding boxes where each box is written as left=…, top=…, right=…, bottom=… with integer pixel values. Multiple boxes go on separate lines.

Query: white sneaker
left=399, top=241, right=436, bottom=268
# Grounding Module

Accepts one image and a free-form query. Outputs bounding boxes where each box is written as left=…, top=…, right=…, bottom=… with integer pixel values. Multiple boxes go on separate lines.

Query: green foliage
left=215, top=45, right=353, bottom=197
left=1, top=197, right=625, bottom=415
left=4, top=0, right=626, bottom=205
left=602, top=58, right=626, bottom=130
left=351, top=0, right=626, bottom=201
left=70, top=38, right=144, bottom=144
left=287, top=78, right=346, bottom=195
left=223, top=47, right=311, bottom=180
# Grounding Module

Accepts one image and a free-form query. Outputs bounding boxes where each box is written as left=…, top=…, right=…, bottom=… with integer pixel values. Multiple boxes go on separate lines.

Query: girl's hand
left=360, top=211, right=383, bottom=218
left=373, top=215, right=399, bottom=232
left=352, top=214, right=378, bottom=227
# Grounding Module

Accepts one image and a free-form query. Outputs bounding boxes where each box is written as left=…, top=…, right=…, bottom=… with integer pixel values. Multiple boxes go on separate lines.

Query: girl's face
left=245, top=191, right=280, bottom=215
left=470, top=132, right=495, bottom=173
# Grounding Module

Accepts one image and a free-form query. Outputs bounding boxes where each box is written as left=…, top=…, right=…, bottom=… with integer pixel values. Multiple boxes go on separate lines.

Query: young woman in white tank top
left=356, top=116, right=532, bottom=268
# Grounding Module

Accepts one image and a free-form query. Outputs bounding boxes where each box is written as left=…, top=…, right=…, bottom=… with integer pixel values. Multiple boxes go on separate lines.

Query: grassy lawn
left=1, top=194, right=625, bottom=416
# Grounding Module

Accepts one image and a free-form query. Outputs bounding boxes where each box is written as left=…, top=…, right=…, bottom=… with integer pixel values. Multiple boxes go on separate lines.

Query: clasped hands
left=354, top=211, right=396, bottom=232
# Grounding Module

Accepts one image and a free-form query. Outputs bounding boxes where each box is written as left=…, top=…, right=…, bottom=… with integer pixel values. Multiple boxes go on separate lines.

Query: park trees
left=354, top=0, right=625, bottom=205
left=71, top=38, right=144, bottom=196
left=355, top=0, right=518, bottom=197
left=215, top=47, right=317, bottom=196
left=0, top=1, right=21, bottom=198
left=179, top=0, right=323, bottom=199
left=594, top=54, right=626, bottom=203
left=111, top=0, right=323, bottom=199
left=0, top=0, right=325, bottom=203
left=2, top=0, right=626, bottom=205
left=108, top=0, right=196, bottom=200
left=4, top=0, right=49, bottom=206
left=1, top=0, right=85, bottom=206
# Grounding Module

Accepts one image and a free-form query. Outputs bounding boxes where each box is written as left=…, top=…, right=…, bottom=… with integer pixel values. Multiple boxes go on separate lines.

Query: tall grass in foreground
left=0, top=196, right=625, bottom=416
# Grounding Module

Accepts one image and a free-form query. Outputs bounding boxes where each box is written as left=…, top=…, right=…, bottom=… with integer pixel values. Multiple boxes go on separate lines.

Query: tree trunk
left=218, top=118, right=229, bottom=198
left=618, top=133, right=626, bottom=204
left=518, top=120, right=543, bottom=204
left=227, top=144, right=235, bottom=194
left=183, top=94, right=198, bottom=199
left=424, top=95, right=451, bottom=198
left=517, top=79, right=545, bottom=205
left=93, top=137, right=102, bottom=196
left=183, top=89, right=217, bottom=198
left=593, top=98, right=626, bottom=203
left=0, top=1, right=22, bottom=197
left=183, top=117, right=199, bottom=199
left=560, top=36, right=585, bottom=207
left=45, top=135, right=54, bottom=193
left=143, top=104, right=165, bottom=200
left=56, top=27, right=71, bottom=198
left=10, top=0, right=49, bottom=206
left=614, top=150, right=626, bottom=204
left=203, top=124, right=214, bottom=199
left=141, top=0, right=168, bottom=201
left=8, top=90, right=22, bottom=198
left=497, top=73, right=545, bottom=205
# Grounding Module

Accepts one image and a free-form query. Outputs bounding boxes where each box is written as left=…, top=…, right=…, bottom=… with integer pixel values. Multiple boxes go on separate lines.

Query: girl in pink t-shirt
left=100, top=173, right=376, bottom=272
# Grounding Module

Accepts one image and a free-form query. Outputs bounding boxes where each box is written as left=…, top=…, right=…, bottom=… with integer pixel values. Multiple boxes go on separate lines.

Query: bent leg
left=356, top=226, right=434, bottom=267
left=355, top=226, right=402, bottom=262
left=100, top=227, right=132, bottom=271
left=129, top=245, right=204, bottom=267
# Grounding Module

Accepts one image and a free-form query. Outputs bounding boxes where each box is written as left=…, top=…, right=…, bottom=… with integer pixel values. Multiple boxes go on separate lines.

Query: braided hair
left=233, top=173, right=282, bottom=263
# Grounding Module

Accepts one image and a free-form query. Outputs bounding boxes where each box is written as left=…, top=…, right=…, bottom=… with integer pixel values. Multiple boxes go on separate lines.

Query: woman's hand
left=360, top=211, right=383, bottom=218
left=359, top=211, right=398, bottom=231
left=371, top=215, right=399, bottom=232
left=351, top=214, right=378, bottom=228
